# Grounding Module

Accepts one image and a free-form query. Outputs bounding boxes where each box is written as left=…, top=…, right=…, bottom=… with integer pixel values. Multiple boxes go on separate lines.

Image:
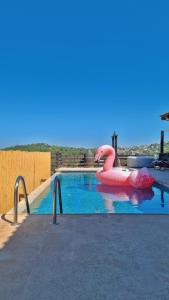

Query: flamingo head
left=95, top=145, right=115, bottom=162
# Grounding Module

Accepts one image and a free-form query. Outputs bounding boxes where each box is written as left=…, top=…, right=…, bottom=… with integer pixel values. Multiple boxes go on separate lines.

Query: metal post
left=114, top=133, right=118, bottom=167
left=53, top=176, right=63, bottom=225
left=112, top=132, right=115, bottom=148
left=14, top=176, right=30, bottom=225
left=160, top=130, right=164, bottom=155
left=53, top=182, right=57, bottom=224
left=14, top=186, right=18, bottom=224
left=161, top=190, right=164, bottom=208
left=58, top=179, right=63, bottom=214
left=112, top=132, right=118, bottom=167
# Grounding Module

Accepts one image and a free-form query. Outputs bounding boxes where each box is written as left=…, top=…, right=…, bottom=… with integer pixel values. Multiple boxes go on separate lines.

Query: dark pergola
left=112, top=132, right=118, bottom=166
left=160, top=112, right=169, bottom=156
left=160, top=112, right=169, bottom=121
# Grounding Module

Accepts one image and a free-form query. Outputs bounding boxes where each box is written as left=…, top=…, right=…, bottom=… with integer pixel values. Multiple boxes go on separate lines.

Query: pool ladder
left=53, top=176, right=63, bottom=224
left=14, top=176, right=30, bottom=225
left=13, top=175, right=63, bottom=225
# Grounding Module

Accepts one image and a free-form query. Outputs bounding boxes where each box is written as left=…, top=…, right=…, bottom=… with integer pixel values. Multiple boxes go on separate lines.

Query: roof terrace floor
left=1, top=214, right=169, bottom=300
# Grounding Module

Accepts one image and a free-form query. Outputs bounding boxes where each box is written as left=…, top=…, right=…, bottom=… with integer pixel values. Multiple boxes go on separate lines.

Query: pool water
left=30, top=172, right=169, bottom=214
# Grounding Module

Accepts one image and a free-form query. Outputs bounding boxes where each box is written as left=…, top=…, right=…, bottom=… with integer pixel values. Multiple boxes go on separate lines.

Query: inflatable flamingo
left=95, top=145, right=154, bottom=189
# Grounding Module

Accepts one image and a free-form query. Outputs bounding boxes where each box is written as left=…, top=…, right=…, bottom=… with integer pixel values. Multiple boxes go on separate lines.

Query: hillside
left=118, top=143, right=169, bottom=156
left=2, top=143, right=92, bottom=155
left=2, top=142, right=169, bottom=156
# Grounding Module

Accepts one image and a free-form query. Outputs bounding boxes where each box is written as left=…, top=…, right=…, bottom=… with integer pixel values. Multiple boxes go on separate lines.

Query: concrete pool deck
left=0, top=168, right=169, bottom=299
left=1, top=214, right=169, bottom=300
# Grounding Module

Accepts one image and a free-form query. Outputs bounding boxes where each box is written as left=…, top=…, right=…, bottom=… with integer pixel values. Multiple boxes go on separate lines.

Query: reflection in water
left=161, top=190, right=164, bottom=208
left=77, top=182, right=155, bottom=213
left=96, top=184, right=154, bottom=213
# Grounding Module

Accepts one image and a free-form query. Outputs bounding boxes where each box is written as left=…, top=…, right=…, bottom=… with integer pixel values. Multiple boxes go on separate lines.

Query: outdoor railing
left=51, top=152, right=128, bottom=172
left=14, top=176, right=30, bottom=225
left=53, top=176, right=63, bottom=224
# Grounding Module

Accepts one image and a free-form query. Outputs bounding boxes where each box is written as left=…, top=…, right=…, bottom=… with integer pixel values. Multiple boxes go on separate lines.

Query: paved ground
left=0, top=214, right=27, bottom=249
left=1, top=214, right=169, bottom=300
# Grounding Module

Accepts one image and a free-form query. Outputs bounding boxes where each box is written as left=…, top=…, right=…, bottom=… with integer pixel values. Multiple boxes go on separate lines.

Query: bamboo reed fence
left=0, top=151, right=51, bottom=214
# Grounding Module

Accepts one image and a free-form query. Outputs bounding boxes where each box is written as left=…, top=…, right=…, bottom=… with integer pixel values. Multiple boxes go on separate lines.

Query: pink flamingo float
left=95, top=145, right=154, bottom=189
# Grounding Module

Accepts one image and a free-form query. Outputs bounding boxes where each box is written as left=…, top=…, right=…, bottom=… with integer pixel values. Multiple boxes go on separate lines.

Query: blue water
left=30, top=172, right=169, bottom=214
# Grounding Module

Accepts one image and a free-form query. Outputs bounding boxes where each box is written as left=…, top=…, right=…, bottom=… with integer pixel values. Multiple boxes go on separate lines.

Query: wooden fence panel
left=0, top=151, right=51, bottom=214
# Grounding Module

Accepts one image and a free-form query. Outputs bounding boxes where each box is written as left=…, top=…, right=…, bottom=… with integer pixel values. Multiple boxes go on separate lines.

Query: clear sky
left=0, top=0, right=168, bottom=148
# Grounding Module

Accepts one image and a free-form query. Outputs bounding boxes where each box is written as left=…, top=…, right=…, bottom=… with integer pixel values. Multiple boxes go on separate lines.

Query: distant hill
left=2, top=142, right=169, bottom=156
left=118, top=142, right=169, bottom=156
left=2, top=143, right=93, bottom=155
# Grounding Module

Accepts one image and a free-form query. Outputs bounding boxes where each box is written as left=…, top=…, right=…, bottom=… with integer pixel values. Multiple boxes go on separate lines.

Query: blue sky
left=0, top=0, right=168, bottom=148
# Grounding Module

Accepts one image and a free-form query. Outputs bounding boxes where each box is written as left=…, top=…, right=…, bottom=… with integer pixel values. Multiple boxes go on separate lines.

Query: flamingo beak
left=94, top=152, right=101, bottom=162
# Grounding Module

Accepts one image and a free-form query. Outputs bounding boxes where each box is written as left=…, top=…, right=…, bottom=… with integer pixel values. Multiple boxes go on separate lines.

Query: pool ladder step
left=13, top=175, right=63, bottom=225
left=14, top=176, right=30, bottom=225
left=53, top=176, right=63, bottom=224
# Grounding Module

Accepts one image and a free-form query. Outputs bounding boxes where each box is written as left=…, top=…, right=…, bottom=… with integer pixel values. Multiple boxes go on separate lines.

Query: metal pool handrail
left=53, top=176, right=63, bottom=224
left=14, top=176, right=30, bottom=225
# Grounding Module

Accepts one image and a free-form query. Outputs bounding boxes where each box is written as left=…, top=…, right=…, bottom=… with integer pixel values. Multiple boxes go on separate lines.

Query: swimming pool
left=30, top=172, right=169, bottom=214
